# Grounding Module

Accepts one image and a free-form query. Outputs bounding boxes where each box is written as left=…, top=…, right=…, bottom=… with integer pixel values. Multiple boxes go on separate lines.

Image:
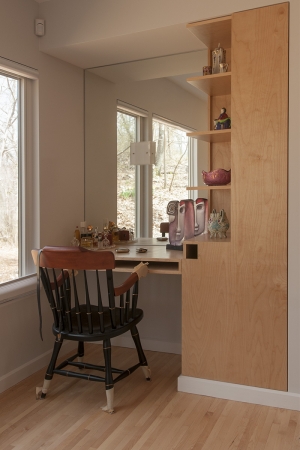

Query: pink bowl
left=202, top=168, right=231, bottom=186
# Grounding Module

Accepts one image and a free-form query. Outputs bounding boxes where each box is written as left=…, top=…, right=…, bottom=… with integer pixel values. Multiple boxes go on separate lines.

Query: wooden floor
left=0, top=344, right=300, bottom=450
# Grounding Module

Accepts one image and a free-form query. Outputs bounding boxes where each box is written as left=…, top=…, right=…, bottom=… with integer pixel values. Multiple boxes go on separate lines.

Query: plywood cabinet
left=182, top=3, right=288, bottom=391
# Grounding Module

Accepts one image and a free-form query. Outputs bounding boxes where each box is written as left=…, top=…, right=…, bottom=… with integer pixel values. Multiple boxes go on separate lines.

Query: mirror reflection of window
left=117, top=110, right=137, bottom=231
left=152, top=118, right=195, bottom=237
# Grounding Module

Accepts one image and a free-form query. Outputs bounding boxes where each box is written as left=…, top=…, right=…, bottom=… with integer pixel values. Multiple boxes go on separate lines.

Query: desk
left=32, top=240, right=182, bottom=354
left=112, top=238, right=182, bottom=354
left=113, top=238, right=183, bottom=275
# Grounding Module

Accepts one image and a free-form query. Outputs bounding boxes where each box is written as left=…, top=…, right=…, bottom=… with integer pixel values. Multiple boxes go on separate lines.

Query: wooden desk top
left=32, top=239, right=183, bottom=276
left=113, top=238, right=183, bottom=275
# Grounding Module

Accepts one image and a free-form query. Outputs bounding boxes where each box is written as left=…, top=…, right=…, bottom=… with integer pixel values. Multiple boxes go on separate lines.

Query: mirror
left=84, top=50, right=209, bottom=234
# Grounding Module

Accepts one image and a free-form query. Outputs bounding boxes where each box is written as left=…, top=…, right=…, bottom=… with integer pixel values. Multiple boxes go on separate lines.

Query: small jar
left=80, top=235, right=93, bottom=248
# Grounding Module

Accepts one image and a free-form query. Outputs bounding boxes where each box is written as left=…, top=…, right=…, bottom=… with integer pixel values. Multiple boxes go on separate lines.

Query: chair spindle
left=83, top=270, right=93, bottom=334
left=96, top=270, right=105, bottom=333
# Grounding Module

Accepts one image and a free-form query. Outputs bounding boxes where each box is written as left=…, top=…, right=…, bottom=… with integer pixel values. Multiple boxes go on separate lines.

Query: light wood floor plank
left=0, top=344, right=299, bottom=450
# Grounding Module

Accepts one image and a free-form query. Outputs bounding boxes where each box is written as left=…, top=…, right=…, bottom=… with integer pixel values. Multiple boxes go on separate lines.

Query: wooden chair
left=32, top=246, right=150, bottom=414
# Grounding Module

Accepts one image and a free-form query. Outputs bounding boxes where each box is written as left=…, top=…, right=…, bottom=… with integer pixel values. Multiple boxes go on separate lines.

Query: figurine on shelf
left=214, top=107, right=231, bottom=130
left=212, top=43, right=226, bottom=74
left=208, top=209, right=230, bottom=238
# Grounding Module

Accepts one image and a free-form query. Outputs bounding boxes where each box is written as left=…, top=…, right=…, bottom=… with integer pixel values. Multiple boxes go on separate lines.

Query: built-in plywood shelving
left=182, top=4, right=288, bottom=393
left=187, top=16, right=232, bottom=48
left=187, top=129, right=231, bottom=143
left=187, top=72, right=231, bottom=96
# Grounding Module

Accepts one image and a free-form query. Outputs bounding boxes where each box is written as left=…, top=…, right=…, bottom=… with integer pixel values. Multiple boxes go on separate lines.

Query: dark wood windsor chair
left=32, top=246, right=150, bottom=414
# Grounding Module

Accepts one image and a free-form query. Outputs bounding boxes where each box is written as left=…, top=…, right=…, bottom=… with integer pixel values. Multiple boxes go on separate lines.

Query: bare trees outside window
left=117, top=111, right=136, bottom=230
left=152, top=119, right=189, bottom=237
left=0, top=73, right=19, bottom=284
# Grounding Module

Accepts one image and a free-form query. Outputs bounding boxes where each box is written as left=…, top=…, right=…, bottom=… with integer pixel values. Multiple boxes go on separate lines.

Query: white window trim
left=117, top=101, right=149, bottom=237
left=0, top=275, right=36, bottom=305
left=0, top=57, right=39, bottom=301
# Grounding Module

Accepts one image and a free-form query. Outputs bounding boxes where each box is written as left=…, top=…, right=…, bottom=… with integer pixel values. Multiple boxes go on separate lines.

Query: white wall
left=0, top=0, right=84, bottom=392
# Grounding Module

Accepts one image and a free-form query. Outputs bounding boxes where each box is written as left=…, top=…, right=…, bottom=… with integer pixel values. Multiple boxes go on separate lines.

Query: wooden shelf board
left=184, top=232, right=231, bottom=244
left=187, top=73, right=231, bottom=96
left=187, top=129, right=231, bottom=143
left=187, top=16, right=232, bottom=49
left=187, top=185, right=231, bottom=190
left=114, top=260, right=181, bottom=275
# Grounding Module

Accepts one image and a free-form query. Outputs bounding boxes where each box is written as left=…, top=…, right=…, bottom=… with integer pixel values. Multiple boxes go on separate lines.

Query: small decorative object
left=202, top=168, right=231, bottom=186
left=119, top=229, right=129, bottom=241
left=219, top=63, right=229, bottom=73
left=167, top=200, right=183, bottom=247
left=203, top=65, right=212, bottom=76
left=167, top=199, right=195, bottom=249
left=214, top=107, right=231, bottom=130
left=71, top=236, right=80, bottom=246
left=167, top=199, right=210, bottom=247
left=194, top=198, right=208, bottom=236
left=212, top=43, right=226, bottom=74
left=182, top=199, right=195, bottom=241
left=208, top=209, right=230, bottom=238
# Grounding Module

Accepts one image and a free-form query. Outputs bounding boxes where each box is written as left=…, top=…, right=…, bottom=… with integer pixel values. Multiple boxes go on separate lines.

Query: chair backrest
left=35, top=246, right=139, bottom=337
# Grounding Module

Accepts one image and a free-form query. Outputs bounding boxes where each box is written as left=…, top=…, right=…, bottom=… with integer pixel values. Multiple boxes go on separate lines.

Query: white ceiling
left=88, top=51, right=208, bottom=100
left=35, top=1, right=208, bottom=99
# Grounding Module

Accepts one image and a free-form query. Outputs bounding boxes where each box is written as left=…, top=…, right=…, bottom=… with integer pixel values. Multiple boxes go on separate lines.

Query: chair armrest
left=50, top=270, right=70, bottom=290
left=114, top=273, right=138, bottom=297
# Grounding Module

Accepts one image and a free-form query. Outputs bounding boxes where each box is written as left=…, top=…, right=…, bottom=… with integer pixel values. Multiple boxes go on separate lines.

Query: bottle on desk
left=74, top=226, right=80, bottom=241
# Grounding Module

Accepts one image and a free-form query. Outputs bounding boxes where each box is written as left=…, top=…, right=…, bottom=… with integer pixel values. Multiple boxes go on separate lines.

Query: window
left=117, top=110, right=137, bottom=231
left=116, top=103, right=197, bottom=238
left=152, top=117, right=197, bottom=237
left=116, top=102, right=147, bottom=235
left=0, top=59, right=39, bottom=287
left=0, top=73, right=19, bottom=283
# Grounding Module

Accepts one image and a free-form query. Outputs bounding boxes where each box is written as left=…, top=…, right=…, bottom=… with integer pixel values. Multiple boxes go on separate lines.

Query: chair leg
left=36, top=337, right=63, bottom=400
left=130, top=326, right=151, bottom=381
left=77, top=341, right=84, bottom=364
left=101, top=339, right=114, bottom=414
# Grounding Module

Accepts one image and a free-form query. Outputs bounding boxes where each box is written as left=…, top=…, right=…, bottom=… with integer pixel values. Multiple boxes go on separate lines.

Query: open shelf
left=184, top=232, right=231, bottom=245
left=114, top=260, right=181, bottom=275
left=187, top=185, right=231, bottom=190
left=187, top=129, right=231, bottom=143
left=187, top=16, right=232, bottom=49
left=187, top=72, right=231, bottom=96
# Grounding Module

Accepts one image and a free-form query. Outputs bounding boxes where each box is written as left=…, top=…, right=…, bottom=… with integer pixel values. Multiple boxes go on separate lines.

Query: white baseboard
left=0, top=341, right=77, bottom=394
left=112, top=336, right=181, bottom=355
left=178, top=375, right=300, bottom=411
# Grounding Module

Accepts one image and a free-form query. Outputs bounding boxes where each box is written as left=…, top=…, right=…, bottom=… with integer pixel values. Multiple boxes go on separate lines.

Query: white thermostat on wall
left=35, top=19, right=45, bottom=37
left=130, top=141, right=156, bottom=165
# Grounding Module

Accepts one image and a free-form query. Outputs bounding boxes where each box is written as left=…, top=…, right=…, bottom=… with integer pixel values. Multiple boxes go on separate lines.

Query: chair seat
left=52, top=304, right=144, bottom=341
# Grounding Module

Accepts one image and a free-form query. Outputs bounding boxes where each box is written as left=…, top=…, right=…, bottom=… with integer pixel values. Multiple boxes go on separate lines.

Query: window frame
left=117, top=101, right=148, bottom=238
left=0, top=57, right=39, bottom=301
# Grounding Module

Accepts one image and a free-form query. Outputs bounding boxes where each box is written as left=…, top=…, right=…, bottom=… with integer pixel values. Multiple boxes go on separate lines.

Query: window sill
left=0, top=274, right=36, bottom=305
